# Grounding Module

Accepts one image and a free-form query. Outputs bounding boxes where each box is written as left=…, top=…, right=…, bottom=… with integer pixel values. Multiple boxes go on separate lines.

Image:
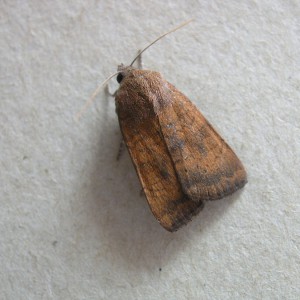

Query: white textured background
left=1, top=1, right=299, bottom=299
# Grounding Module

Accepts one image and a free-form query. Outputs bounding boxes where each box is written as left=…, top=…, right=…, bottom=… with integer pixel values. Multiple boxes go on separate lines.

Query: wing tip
left=209, top=172, right=248, bottom=201
left=159, top=198, right=205, bottom=232
left=159, top=174, right=247, bottom=232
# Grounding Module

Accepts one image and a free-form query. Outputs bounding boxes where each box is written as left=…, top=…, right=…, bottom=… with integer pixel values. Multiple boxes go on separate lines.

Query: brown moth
left=113, top=21, right=247, bottom=232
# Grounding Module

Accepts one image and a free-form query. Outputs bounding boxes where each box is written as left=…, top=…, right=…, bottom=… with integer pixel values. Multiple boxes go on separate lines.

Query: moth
left=113, top=21, right=247, bottom=231
left=78, top=20, right=247, bottom=232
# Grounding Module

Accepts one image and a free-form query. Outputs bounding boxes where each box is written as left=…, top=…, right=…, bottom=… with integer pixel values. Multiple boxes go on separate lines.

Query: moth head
left=75, top=20, right=192, bottom=122
left=117, top=64, right=135, bottom=84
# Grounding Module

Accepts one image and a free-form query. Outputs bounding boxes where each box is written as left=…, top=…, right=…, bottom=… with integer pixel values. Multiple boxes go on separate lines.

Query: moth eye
left=117, top=73, right=124, bottom=83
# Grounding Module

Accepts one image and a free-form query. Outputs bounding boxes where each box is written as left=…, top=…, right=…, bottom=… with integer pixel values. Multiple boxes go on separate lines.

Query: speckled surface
left=1, top=1, right=299, bottom=299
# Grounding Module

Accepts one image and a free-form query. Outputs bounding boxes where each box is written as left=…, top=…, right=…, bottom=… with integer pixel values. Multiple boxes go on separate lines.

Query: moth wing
left=118, top=114, right=204, bottom=232
left=158, top=82, right=247, bottom=202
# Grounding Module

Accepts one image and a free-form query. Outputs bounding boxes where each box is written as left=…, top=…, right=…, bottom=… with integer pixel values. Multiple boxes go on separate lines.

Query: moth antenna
left=75, top=71, right=120, bottom=122
left=75, top=19, right=193, bottom=121
left=130, top=19, right=194, bottom=66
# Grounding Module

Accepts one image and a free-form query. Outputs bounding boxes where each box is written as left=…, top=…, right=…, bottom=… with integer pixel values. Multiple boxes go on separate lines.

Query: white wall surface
left=1, top=1, right=299, bottom=299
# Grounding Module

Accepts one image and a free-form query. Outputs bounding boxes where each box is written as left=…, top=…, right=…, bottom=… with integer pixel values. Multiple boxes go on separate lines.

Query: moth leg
left=137, top=50, right=143, bottom=69
left=116, top=139, right=125, bottom=161
left=105, top=84, right=117, bottom=97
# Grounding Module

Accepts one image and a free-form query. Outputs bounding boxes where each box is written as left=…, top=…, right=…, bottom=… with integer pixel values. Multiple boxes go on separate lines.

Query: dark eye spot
left=117, top=73, right=124, bottom=83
